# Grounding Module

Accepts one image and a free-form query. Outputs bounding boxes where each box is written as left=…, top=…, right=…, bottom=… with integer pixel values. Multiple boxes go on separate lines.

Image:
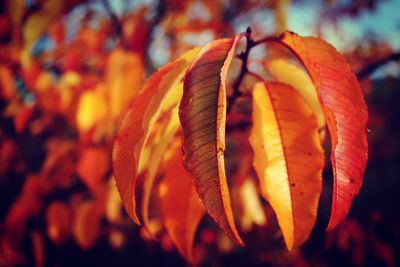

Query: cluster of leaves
left=2, top=0, right=400, bottom=266
left=113, top=25, right=368, bottom=261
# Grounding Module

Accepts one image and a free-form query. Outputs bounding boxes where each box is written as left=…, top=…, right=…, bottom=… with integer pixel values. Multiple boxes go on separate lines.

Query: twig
left=145, top=0, right=167, bottom=73
left=227, top=27, right=254, bottom=114
left=101, top=0, right=122, bottom=36
left=227, top=29, right=278, bottom=113
left=356, top=52, right=400, bottom=80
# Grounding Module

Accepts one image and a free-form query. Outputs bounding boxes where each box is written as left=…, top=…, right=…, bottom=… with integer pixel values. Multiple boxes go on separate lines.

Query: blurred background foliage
left=0, top=0, right=399, bottom=266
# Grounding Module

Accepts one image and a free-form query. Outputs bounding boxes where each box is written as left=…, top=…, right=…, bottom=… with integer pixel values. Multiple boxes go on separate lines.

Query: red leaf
left=278, top=32, right=368, bottom=230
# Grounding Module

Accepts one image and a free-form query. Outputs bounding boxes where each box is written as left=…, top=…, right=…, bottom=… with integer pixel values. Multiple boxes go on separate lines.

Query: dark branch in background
left=356, top=51, right=400, bottom=80
left=145, top=0, right=167, bottom=73
left=101, top=0, right=122, bottom=36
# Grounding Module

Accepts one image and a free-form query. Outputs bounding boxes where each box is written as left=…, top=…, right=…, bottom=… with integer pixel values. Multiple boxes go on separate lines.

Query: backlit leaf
left=249, top=82, right=324, bottom=250
left=265, top=58, right=325, bottom=138
left=278, top=32, right=368, bottom=230
left=179, top=36, right=243, bottom=245
left=113, top=47, right=200, bottom=224
left=140, top=105, right=183, bottom=235
left=158, top=142, right=205, bottom=262
left=106, top=48, right=145, bottom=120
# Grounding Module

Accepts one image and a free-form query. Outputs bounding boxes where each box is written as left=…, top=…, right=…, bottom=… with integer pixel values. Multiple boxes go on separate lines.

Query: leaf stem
left=228, top=27, right=254, bottom=114
left=228, top=28, right=278, bottom=114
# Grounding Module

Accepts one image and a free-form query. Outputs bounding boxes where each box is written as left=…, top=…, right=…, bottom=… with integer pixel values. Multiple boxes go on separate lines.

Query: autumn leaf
left=106, top=47, right=145, bottom=120
left=265, top=58, right=326, bottom=139
left=158, top=142, right=205, bottom=262
left=179, top=35, right=243, bottom=245
left=249, top=82, right=324, bottom=250
left=112, top=47, right=200, bottom=224
left=277, top=32, right=368, bottom=230
left=77, top=147, right=110, bottom=194
left=140, top=106, right=182, bottom=234
left=76, top=84, right=108, bottom=133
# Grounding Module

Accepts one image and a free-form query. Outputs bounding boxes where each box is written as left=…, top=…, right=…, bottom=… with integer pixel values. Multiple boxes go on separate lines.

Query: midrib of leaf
left=264, top=85, right=295, bottom=242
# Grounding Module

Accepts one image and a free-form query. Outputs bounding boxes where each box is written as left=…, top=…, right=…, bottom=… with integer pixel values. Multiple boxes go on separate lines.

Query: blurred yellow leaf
left=76, top=84, right=108, bottom=133
left=238, top=178, right=267, bottom=232
left=106, top=47, right=145, bottom=120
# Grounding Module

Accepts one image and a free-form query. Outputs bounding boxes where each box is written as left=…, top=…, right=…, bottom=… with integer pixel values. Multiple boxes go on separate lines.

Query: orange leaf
left=106, top=48, right=145, bottom=120
left=264, top=58, right=326, bottom=138
left=77, top=147, right=110, bottom=194
left=249, top=82, right=324, bottom=250
left=179, top=36, right=243, bottom=245
left=140, top=107, right=181, bottom=234
left=113, top=48, right=200, bottom=224
left=72, top=200, right=102, bottom=250
left=278, top=32, right=368, bottom=230
left=76, top=84, right=108, bottom=133
left=158, top=143, right=205, bottom=262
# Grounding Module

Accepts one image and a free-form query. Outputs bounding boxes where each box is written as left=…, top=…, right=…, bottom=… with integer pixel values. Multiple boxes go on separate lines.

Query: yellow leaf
left=265, top=58, right=325, bottom=136
left=106, top=48, right=145, bottom=120
left=249, top=82, right=324, bottom=250
left=238, top=178, right=267, bottom=232
left=76, top=85, right=108, bottom=132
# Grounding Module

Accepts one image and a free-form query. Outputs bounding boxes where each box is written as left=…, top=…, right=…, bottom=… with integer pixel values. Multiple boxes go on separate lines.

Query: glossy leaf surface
left=179, top=36, right=243, bottom=245
left=278, top=32, right=368, bottom=230
left=249, top=82, right=324, bottom=250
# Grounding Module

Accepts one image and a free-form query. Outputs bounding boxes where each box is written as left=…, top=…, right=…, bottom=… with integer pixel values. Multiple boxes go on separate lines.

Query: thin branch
left=101, top=0, right=122, bottom=36
left=253, top=35, right=278, bottom=46
left=145, top=0, right=167, bottom=73
left=227, top=27, right=253, bottom=114
left=356, top=52, right=400, bottom=80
